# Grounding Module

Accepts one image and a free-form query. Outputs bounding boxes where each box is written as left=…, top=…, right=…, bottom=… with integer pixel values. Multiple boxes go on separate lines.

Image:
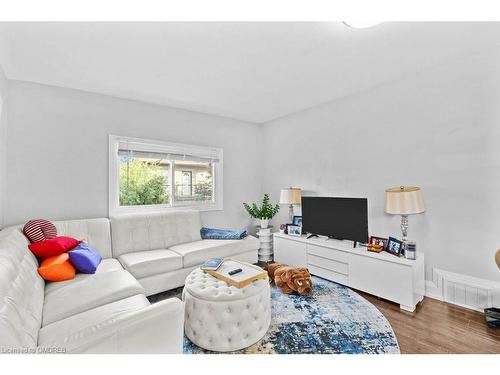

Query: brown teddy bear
left=266, top=263, right=312, bottom=295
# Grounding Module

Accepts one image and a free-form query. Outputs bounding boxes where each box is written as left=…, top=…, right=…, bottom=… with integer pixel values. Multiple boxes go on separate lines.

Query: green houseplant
left=243, top=193, right=280, bottom=228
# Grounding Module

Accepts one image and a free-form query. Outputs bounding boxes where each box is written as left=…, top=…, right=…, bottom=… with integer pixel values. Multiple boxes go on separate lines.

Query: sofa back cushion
left=53, top=218, right=112, bottom=259
left=111, top=210, right=202, bottom=257
left=0, top=228, right=45, bottom=348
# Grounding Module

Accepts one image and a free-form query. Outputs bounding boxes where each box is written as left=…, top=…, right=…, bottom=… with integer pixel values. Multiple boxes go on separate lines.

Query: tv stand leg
left=400, top=304, right=416, bottom=312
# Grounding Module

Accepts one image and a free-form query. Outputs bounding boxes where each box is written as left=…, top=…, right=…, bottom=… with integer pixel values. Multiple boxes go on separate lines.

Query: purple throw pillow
left=68, top=242, right=102, bottom=274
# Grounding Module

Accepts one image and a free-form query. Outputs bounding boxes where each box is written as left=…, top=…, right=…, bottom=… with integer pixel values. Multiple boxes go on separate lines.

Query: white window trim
left=109, top=134, right=223, bottom=216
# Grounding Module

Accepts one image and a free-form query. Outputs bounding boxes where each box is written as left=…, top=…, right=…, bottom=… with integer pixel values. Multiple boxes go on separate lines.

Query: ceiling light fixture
left=343, top=21, right=382, bottom=29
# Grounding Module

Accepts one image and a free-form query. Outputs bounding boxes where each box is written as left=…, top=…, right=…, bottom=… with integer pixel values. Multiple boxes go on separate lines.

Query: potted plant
left=243, top=193, right=280, bottom=229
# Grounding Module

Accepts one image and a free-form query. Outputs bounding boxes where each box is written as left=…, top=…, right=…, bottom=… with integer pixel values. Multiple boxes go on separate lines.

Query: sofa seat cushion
left=44, top=258, right=123, bottom=295
left=118, top=250, right=182, bottom=279
left=38, top=294, right=150, bottom=347
left=42, top=269, right=144, bottom=326
left=169, top=235, right=259, bottom=268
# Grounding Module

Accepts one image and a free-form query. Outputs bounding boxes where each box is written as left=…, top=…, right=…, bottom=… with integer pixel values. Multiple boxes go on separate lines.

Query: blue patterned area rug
left=150, top=276, right=400, bottom=354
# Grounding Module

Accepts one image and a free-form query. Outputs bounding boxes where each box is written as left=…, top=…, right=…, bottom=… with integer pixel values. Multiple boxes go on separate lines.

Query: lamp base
left=288, top=205, right=294, bottom=223
left=400, top=215, right=409, bottom=257
left=400, top=215, right=408, bottom=242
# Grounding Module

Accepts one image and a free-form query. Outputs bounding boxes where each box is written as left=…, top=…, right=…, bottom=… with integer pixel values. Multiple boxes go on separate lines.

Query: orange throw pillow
left=38, top=253, right=76, bottom=282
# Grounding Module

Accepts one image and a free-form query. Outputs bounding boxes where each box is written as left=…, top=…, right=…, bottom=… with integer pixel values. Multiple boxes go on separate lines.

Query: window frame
left=109, top=134, right=223, bottom=216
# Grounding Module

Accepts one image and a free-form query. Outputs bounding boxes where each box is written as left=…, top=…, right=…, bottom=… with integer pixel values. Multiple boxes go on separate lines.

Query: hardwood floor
left=358, top=292, right=500, bottom=354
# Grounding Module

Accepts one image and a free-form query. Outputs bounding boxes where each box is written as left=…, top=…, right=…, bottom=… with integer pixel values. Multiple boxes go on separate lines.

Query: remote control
left=228, top=268, right=242, bottom=276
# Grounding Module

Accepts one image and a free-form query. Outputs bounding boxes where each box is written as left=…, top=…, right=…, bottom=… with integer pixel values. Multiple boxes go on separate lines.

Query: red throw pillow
left=28, top=236, right=80, bottom=258
left=38, top=253, right=76, bottom=282
left=23, top=219, right=57, bottom=243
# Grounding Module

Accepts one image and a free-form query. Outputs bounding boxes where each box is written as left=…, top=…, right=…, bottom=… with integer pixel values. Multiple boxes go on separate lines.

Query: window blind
left=117, top=139, right=221, bottom=162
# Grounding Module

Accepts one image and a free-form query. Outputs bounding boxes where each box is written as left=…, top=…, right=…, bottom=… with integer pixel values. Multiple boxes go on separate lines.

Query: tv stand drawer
left=307, top=243, right=349, bottom=263
left=308, top=264, right=348, bottom=286
left=308, top=254, right=348, bottom=275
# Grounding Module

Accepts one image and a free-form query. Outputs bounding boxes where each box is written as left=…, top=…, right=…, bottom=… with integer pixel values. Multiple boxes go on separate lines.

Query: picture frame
left=287, top=225, right=302, bottom=237
left=369, top=236, right=388, bottom=249
left=292, top=215, right=303, bottom=226
left=385, top=236, right=403, bottom=257
left=284, top=223, right=292, bottom=234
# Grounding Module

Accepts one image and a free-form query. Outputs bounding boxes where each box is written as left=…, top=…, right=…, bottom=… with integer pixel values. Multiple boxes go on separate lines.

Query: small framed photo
left=287, top=225, right=302, bottom=237
left=285, top=223, right=292, bottom=234
left=369, top=236, right=388, bottom=249
left=292, top=215, right=302, bottom=226
left=386, top=237, right=403, bottom=256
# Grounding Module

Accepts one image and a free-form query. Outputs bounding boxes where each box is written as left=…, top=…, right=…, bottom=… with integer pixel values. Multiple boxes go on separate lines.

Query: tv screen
left=301, top=196, right=368, bottom=243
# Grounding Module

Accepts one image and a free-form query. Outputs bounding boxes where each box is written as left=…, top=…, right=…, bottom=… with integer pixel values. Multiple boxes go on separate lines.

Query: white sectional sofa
left=111, top=211, right=258, bottom=296
left=0, top=210, right=259, bottom=354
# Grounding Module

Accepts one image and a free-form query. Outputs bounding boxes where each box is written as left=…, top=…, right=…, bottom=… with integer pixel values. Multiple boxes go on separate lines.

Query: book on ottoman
left=207, top=259, right=267, bottom=288
left=200, top=258, right=224, bottom=271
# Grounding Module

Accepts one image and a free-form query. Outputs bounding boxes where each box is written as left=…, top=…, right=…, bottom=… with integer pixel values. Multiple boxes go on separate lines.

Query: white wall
left=4, top=49, right=500, bottom=285
left=5, top=81, right=262, bottom=231
left=0, top=65, right=8, bottom=229
left=262, top=49, right=500, bottom=283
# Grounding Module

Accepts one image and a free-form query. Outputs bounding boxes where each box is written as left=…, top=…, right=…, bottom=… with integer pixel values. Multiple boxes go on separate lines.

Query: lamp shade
left=279, top=188, right=302, bottom=205
left=385, top=186, right=425, bottom=215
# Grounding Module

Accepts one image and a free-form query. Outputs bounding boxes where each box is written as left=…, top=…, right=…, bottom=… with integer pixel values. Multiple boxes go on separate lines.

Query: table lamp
left=280, top=187, right=302, bottom=222
left=384, top=186, right=425, bottom=243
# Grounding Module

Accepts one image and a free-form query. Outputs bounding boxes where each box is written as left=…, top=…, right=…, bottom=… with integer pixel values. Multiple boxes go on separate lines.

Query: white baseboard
left=424, top=268, right=500, bottom=312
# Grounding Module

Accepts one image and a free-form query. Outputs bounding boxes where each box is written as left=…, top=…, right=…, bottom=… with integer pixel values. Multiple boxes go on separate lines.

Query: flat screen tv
left=301, top=196, right=368, bottom=243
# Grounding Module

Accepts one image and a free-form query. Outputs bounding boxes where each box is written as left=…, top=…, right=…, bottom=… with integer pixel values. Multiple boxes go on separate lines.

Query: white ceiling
left=0, top=22, right=499, bottom=123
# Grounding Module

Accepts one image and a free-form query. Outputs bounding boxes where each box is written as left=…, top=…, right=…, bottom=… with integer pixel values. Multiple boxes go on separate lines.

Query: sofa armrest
left=58, top=298, right=185, bottom=354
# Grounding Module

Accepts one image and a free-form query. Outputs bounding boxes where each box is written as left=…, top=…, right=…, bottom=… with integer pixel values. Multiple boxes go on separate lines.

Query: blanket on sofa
left=200, top=227, right=247, bottom=240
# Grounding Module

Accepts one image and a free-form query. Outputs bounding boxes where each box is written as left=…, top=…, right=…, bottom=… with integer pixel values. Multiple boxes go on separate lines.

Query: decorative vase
left=260, top=219, right=269, bottom=229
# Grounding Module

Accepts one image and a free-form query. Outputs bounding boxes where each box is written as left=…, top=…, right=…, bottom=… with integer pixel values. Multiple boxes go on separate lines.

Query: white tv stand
left=273, top=233, right=425, bottom=312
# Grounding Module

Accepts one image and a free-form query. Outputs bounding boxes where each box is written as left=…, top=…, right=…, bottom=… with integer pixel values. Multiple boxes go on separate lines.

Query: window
left=109, top=135, right=223, bottom=214
left=180, top=171, right=192, bottom=197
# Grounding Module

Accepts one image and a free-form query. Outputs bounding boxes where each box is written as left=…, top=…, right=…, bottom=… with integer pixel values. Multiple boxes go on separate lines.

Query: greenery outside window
left=109, top=135, right=223, bottom=214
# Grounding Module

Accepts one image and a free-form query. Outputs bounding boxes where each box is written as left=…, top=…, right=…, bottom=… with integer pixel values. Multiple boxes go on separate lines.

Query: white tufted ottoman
left=182, top=265, right=271, bottom=352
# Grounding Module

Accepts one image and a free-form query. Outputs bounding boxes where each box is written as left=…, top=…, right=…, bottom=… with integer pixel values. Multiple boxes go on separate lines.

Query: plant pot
left=260, top=219, right=269, bottom=229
